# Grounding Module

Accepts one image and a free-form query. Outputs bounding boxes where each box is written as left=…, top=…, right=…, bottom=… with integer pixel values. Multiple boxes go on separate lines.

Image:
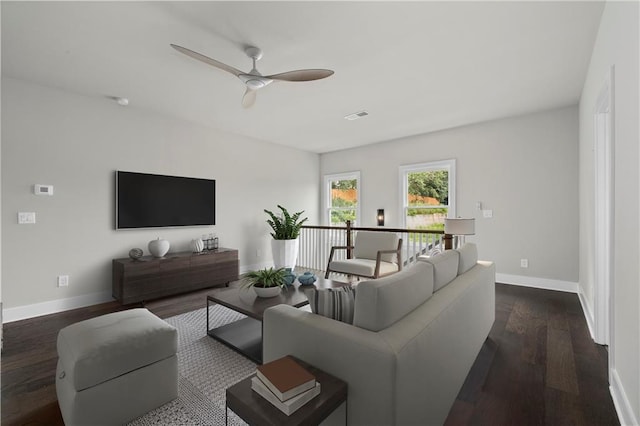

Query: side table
left=226, top=357, right=347, bottom=426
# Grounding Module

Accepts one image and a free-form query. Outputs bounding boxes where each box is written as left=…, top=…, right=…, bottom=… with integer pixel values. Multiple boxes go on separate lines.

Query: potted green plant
left=242, top=267, right=288, bottom=298
left=264, top=205, right=308, bottom=269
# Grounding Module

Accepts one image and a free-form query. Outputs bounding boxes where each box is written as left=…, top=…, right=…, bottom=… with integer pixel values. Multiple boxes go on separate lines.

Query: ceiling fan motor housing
left=239, top=74, right=273, bottom=90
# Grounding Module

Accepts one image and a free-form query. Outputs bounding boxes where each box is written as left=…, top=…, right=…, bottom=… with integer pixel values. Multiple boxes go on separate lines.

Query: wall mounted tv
left=116, top=171, right=215, bottom=229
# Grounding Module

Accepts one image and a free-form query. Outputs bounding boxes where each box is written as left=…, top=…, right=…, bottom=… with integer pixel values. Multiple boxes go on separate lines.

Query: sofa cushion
left=328, top=258, right=399, bottom=277
left=455, top=243, right=478, bottom=275
left=57, top=308, right=177, bottom=392
left=353, top=261, right=434, bottom=332
left=305, top=286, right=357, bottom=324
left=418, top=250, right=460, bottom=292
left=353, top=231, right=399, bottom=263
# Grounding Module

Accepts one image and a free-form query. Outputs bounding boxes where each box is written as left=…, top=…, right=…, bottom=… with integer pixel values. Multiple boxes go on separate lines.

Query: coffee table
left=207, top=275, right=350, bottom=364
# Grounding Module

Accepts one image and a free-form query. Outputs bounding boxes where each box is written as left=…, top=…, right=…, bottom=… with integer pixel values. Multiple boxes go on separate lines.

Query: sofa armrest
left=263, top=305, right=396, bottom=426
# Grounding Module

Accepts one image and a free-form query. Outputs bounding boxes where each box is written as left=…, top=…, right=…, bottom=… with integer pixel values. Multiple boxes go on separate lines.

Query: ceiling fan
left=170, top=44, right=334, bottom=108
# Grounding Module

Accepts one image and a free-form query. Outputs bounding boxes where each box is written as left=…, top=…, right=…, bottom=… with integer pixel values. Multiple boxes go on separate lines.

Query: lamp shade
left=444, top=218, right=475, bottom=235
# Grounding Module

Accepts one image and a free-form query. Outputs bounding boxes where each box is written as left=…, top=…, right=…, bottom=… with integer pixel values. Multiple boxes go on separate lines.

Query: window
left=400, top=160, right=456, bottom=230
left=324, top=172, right=360, bottom=226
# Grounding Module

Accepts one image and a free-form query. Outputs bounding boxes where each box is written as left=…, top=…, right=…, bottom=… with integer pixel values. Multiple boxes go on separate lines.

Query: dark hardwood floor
left=1, top=283, right=619, bottom=425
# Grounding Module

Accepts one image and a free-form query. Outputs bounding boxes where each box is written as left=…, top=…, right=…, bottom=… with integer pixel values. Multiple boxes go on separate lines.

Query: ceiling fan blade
left=170, top=44, right=243, bottom=77
left=242, top=88, right=257, bottom=108
left=266, top=69, right=334, bottom=82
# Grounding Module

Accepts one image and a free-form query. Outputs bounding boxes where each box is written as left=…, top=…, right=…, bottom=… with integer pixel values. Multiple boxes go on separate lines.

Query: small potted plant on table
left=242, top=267, right=288, bottom=298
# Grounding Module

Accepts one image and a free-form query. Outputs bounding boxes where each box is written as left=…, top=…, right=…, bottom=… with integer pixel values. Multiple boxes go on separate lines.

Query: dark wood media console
left=112, top=248, right=239, bottom=305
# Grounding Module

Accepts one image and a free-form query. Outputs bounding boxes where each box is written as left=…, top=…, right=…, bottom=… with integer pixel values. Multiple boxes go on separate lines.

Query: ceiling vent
left=344, top=111, right=369, bottom=121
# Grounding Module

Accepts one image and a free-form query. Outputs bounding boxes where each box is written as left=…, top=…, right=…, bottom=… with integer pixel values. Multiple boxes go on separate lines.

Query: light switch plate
left=482, top=209, right=493, bottom=218
left=18, top=212, right=36, bottom=224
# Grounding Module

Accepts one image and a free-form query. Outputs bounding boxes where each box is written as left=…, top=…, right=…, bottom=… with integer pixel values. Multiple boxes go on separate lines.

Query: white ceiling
left=2, top=1, right=604, bottom=153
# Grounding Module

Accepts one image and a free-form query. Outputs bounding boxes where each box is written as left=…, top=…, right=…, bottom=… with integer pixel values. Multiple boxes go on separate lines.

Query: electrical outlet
left=520, top=259, right=529, bottom=268
left=57, top=275, right=69, bottom=287
left=483, top=210, right=493, bottom=218
left=256, top=249, right=261, bottom=258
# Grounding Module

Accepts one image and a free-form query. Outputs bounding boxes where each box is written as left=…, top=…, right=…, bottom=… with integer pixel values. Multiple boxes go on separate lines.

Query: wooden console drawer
left=112, top=248, right=239, bottom=304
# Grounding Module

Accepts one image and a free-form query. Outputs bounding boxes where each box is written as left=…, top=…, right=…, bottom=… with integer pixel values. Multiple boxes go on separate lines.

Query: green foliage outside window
left=331, top=209, right=356, bottom=224
left=330, top=178, right=358, bottom=225
left=331, top=179, right=357, bottom=190
left=408, top=171, right=449, bottom=205
left=407, top=207, right=448, bottom=216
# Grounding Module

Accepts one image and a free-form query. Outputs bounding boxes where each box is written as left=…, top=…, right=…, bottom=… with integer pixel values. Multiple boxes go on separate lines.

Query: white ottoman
left=56, top=308, right=178, bottom=425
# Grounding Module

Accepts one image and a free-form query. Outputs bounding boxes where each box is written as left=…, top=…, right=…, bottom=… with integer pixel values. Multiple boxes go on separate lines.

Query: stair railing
left=297, top=221, right=451, bottom=273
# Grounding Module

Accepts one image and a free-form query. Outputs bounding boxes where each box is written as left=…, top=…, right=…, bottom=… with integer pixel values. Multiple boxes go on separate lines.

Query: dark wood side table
left=226, top=358, right=348, bottom=426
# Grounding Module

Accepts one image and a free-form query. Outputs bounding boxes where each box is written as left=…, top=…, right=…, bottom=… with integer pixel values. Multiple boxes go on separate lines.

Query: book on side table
left=253, top=355, right=320, bottom=415
left=251, top=376, right=321, bottom=416
left=256, top=355, right=316, bottom=400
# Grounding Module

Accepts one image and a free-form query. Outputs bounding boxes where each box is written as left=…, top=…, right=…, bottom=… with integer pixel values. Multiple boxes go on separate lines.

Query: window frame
left=323, top=171, right=361, bottom=226
left=399, top=159, right=456, bottom=229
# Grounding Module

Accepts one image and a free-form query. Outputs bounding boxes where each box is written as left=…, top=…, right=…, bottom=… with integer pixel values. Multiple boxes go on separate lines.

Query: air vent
left=344, top=111, right=369, bottom=121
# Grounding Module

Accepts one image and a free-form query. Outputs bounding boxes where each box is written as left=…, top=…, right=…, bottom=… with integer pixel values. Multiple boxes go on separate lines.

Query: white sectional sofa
left=263, top=243, right=495, bottom=426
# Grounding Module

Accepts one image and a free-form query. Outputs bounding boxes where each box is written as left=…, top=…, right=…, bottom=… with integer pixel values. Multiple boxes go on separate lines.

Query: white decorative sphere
left=148, top=238, right=170, bottom=258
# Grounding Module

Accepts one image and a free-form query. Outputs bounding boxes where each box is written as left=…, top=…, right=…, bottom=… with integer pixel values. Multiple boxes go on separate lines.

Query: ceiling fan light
left=246, top=79, right=265, bottom=90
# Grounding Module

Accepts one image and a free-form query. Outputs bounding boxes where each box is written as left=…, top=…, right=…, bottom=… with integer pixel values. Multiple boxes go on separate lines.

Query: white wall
left=578, top=2, right=640, bottom=424
left=321, top=106, right=579, bottom=288
left=1, top=77, right=319, bottom=321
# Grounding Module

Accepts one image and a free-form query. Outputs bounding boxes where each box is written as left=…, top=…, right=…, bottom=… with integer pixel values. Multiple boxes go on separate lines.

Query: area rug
left=128, top=305, right=256, bottom=426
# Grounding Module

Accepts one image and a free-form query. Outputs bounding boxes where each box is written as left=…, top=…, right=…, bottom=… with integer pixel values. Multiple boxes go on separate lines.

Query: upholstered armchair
left=325, top=231, right=402, bottom=280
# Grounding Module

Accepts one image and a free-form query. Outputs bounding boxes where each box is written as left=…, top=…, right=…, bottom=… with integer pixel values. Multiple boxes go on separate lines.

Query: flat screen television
left=116, top=171, right=215, bottom=229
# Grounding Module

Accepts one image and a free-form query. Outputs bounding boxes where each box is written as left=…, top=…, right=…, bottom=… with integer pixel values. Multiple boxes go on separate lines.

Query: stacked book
left=251, top=356, right=321, bottom=415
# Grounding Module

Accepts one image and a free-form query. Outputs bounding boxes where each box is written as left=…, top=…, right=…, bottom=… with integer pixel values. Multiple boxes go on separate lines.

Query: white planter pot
left=253, top=286, right=282, bottom=298
left=271, top=239, right=299, bottom=269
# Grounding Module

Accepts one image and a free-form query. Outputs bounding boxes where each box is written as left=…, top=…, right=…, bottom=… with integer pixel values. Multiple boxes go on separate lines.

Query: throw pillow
left=305, top=286, right=357, bottom=324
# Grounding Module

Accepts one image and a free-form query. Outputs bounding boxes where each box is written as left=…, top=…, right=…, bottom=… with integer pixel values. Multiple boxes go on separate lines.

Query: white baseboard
left=3, top=291, right=113, bottom=323
left=577, top=287, right=596, bottom=341
left=3, top=264, right=274, bottom=323
left=496, top=273, right=578, bottom=293
left=610, top=368, right=639, bottom=426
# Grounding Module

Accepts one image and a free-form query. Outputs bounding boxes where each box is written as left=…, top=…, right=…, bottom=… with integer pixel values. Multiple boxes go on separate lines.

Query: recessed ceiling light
left=115, top=97, right=129, bottom=106
left=344, top=111, right=369, bottom=121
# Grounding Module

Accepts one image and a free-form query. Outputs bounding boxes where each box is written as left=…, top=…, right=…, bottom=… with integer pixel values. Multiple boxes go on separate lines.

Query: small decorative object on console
left=148, top=238, right=170, bottom=258
left=191, top=238, right=204, bottom=253
left=297, top=271, right=317, bottom=285
left=202, top=233, right=219, bottom=251
left=128, top=248, right=143, bottom=260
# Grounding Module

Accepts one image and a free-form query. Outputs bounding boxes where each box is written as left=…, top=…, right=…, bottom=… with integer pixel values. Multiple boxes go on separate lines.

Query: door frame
left=593, top=66, right=614, bottom=361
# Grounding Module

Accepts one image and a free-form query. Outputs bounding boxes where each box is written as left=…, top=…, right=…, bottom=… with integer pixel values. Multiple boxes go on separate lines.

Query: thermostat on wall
left=34, top=184, right=54, bottom=196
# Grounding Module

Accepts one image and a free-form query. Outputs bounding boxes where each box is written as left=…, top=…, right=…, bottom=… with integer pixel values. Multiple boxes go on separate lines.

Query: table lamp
left=444, top=218, right=475, bottom=249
